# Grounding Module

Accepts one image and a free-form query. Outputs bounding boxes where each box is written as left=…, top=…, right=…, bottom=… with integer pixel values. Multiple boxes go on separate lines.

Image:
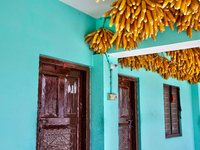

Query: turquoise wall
left=91, top=54, right=197, bottom=150
left=0, top=0, right=95, bottom=150
left=91, top=55, right=119, bottom=150
left=103, top=55, right=118, bottom=150
left=0, top=0, right=199, bottom=150
left=91, top=55, right=105, bottom=150
left=91, top=53, right=196, bottom=150
left=191, top=84, right=200, bottom=150
left=119, top=67, right=195, bottom=150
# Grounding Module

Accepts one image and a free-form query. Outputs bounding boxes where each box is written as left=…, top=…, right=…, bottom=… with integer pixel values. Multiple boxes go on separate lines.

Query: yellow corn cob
left=168, top=20, right=174, bottom=30
left=127, top=0, right=132, bottom=7
left=110, top=1, right=118, bottom=7
left=116, top=0, right=123, bottom=8
left=110, top=32, right=118, bottom=44
left=85, top=31, right=97, bottom=38
left=137, top=0, right=141, bottom=6
left=126, top=17, right=131, bottom=31
left=142, top=0, right=146, bottom=12
left=126, top=6, right=131, bottom=19
left=115, top=12, right=121, bottom=26
left=166, top=10, right=176, bottom=23
left=174, top=0, right=182, bottom=10
left=163, top=0, right=170, bottom=8
left=119, top=4, right=127, bottom=15
left=119, top=0, right=127, bottom=10
left=135, top=5, right=141, bottom=16
left=146, top=10, right=154, bottom=25
left=103, top=9, right=112, bottom=17
left=85, top=36, right=93, bottom=43
left=145, top=0, right=155, bottom=7
left=152, top=9, right=158, bottom=21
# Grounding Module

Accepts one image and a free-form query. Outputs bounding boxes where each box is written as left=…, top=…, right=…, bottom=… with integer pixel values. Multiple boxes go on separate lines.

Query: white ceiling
left=60, top=0, right=116, bottom=19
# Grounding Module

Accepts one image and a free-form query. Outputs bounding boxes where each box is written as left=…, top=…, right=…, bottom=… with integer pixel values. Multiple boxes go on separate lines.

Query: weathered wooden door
left=118, top=75, right=139, bottom=150
left=36, top=57, right=89, bottom=150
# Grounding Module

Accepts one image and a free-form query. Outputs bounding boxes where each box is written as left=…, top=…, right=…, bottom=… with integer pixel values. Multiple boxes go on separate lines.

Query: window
left=163, top=84, right=181, bottom=138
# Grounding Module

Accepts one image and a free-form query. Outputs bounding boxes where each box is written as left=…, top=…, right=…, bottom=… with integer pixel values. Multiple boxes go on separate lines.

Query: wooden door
left=36, top=57, right=90, bottom=150
left=118, top=75, right=139, bottom=150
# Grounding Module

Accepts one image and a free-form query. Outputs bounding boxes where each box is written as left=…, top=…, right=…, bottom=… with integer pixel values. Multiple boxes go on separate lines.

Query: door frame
left=118, top=74, right=139, bottom=150
left=36, top=56, right=90, bottom=150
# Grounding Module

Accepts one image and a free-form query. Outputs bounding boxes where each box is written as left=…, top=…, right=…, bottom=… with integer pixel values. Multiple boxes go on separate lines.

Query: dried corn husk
left=119, top=47, right=200, bottom=84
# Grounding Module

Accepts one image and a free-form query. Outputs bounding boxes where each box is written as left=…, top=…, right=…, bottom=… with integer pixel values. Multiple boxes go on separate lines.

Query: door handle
left=39, top=118, right=48, bottom=124
left=38, top=119, right=48, bottom=133
left=126, top=119, right=133, bottom=129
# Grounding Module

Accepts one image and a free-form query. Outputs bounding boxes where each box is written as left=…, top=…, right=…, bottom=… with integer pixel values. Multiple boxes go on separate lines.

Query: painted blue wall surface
left=91, top=55, right=105, bottom=150
left=0, top=0, right=199, bottom=150
left=191, top=84, right=200, bottom=150
left=0, top=0, right=95, bottom=150
left=91, top=55, right=119, bottom=150
left=118, top=67, right=195, bottom=150
left=103, top=55, right=118, bottom=150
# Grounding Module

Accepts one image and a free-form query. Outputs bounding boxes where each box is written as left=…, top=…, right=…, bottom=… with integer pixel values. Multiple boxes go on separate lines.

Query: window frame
left=163, top=84, right=181, bottom=138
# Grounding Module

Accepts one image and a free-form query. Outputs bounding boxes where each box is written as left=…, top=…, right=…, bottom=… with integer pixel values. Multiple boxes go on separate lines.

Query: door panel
left=118, top=81, right=132, bottom=150
left=118, top=75, right=139, bottom=150
left=41, top=75, right=58, bottom=118
left=64, top=77, right=79, bottom=117
left=36, top=58, right=85, bottom=150
left=41, top=127, right=77, bottom=150
left=119, top=87, right=130, bottom=118
left=119, top=125, right=130, bottom=150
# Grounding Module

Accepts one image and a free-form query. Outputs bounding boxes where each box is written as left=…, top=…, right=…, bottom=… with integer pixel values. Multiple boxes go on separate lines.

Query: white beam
left=109, top=40, right=200, bottom=58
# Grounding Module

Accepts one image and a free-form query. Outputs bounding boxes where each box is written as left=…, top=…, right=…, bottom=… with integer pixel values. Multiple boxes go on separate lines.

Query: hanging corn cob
left=102, top=0, right=200, bottom=52
left=119, top=47, right=200, bottom=84
left=103, top=0, right=177, bottom=49
left=119, top=53, right=176, bottom=80
left=110, top=29, right=139, bottom=50
left=85, top=17, right=114, bottom=54
left=166, top=47, right=200, bottom=84
left=159, top=0, right=200, bottom=38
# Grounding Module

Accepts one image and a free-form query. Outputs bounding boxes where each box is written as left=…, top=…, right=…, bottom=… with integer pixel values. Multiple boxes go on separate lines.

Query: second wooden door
left=118, top=75, right=139, bottom=150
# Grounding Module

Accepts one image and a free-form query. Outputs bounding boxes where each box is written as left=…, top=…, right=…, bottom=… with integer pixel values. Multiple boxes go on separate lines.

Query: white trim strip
left=109, top=40, right=200, bottom=58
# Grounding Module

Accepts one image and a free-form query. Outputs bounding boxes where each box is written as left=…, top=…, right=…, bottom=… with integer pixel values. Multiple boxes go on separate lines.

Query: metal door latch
left=39, top=119, right=48, bottom=124
left=126, top=119, right=133, bottom=129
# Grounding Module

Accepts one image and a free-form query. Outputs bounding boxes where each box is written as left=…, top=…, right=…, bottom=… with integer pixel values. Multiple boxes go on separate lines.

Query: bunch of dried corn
left=104, top=0, right=176, bottom=47
left=103, top=0, right=200, bottom=51
left=110, top=29, right=139, bottom=50
left=169, top=0, right=199, bottom=14
left=166, top=47, right=200, bottom=84
left=85, top=27, right=114, bottom=54
left=119, top=47, right=200, bottom=84
left=175, top=2, right=200, bottom=38
left=118, top=53, right=176, bottom=80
